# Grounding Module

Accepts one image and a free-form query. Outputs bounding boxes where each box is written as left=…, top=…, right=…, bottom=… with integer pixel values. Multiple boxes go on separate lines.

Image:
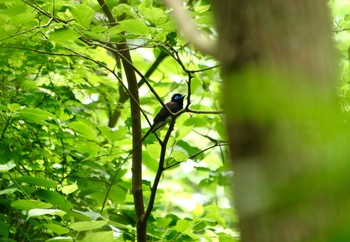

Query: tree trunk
left=213, top=1, right=350, bottom=241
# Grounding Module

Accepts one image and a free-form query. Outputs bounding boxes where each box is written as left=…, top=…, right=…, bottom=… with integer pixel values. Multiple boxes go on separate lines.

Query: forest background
left=0, top=0, right=349, bottom=241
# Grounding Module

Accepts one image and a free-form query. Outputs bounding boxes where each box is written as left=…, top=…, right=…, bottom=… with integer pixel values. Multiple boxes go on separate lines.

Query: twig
left=165, top=142, right=228, bottom=170
left=142, top=117, right=176, bottom=225
left=0, top=17, right=54, bottom=42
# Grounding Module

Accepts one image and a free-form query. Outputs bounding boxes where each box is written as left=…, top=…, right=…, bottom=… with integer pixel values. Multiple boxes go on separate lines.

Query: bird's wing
left=153, top=102, right=179, bottom=124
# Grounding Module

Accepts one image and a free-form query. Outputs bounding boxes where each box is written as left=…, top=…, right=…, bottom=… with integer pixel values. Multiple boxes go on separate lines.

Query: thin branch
left=188, top=108, right=224, bottom=114
left=333, top=28, right=350, bottom=33
left=101, top=159, right=125, bottom=213
left=165, top=142, right=229, bottom=170
left=192, top=130, right=227, bottom=144
left=188, top=64, right=221, bottom=73
left=0, top=117, right=11, bottom=141
left=7, top=172, right=31, bottom=200
left=142, top=117, right=176, bottom=225
left=0, top=17, right=54, bottom=42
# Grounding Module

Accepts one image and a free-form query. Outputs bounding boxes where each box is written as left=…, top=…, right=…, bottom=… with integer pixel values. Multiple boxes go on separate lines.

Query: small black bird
left=132, top=93, right=186, bottom=151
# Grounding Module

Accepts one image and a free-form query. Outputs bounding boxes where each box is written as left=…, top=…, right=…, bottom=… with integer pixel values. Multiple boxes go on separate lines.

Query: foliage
left=332, top=0, right=350, bottom=111
left=0, top=0, right=235, bottom=241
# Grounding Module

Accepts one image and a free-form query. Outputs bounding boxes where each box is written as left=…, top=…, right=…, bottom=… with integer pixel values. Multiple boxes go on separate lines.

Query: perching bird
left=132, top=93, right=186, bottom=152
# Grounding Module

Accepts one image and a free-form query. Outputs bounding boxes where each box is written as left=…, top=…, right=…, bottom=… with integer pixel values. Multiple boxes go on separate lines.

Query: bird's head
left=171, top=93, right=186, bottom=102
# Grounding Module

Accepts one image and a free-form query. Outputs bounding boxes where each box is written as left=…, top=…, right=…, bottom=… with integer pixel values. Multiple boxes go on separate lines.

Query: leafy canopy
left=0, top=0, right=234, bottom=241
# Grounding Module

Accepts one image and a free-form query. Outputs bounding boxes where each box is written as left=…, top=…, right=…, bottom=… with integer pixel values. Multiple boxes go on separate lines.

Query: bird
left=131, top=93, right=186, bottom=153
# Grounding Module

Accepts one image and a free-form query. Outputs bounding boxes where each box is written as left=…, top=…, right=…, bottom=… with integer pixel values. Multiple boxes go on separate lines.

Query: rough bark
left=213, top=1, right=350, bottom=242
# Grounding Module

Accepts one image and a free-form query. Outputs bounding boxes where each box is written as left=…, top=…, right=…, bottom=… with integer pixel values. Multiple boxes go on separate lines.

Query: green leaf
left=109, top=19, right=149, bottom=36
left=66, top=210, right=92, bottom=222
left=176, top=141, right=202, bottom=160
left=17, top=176, right=57, bottom=188
left=172, top=150, right=187, bottom=161
left=142, top=7, right=168, bottom=25
left=27, top=208, right=66, bottom=219
left=175, top=124, right=193, bottom=140
left=0, top=188, right=17, bottom=196
left=70, top=4, right=95, bottom=28
left=69, top=221, right=108, bottom=232
left=183, top=116, right=207, bottom=127
left=11, top=200, right=53, bottom=210
left=0, top=160, right=16, bottom=172
left=112, top=3, right=132, bottom=17
left=43, top=223, right=70, bottom=235
left=71, top=209, right=101, bottom=221
left=194, top=5, right=210, bottom=14
left=61, top=182, right=78, bottom=195
left=175, top=219, right=192, bottom=233
left=3, top=3, right=27, bottom=16
left=10, top=12, right=36, bottom=26
left=80, top=231, right=114, bottom=242
left=7, top=103, right=21, bottom=112
left=218, top=233, right=239, bottom=242
left=146, top=144, right=160, bottom=159
left=45, top=236, right=73, bottom=242
left=49, top=28, right=81, bottom=42
left=142, top=151, right=159, bottom=172
left=0, top=220, right=9, bottom=238
left=109, top=185, right=127, bottom=205
left=156, top=216, right=172, bottom=227
left=20, top=108, right=56, bottom=125
left=205, top=204, right=225, bottom=226
left=68, top=121, right=98, bottom=140
left=33, top=189, right=73, bottom=210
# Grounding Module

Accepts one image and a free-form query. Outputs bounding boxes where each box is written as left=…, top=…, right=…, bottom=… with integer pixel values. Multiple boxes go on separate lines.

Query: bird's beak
left=180, top=95, right=186, bottom=99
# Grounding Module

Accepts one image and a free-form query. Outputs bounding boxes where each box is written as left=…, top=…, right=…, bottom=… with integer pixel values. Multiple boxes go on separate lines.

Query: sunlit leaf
left=112, top=3, right=132, bottom=17
left=27, top=208, right=66, bottom=219
left=172, top=150, right=187, bottom=161
left=142, top=7, right=168, bottom=25
left=156, top=216, right=172, bottom=227
left=175, top=219, right=192, bottom=233
left=70, top=4, right=95, bottom=28
left=109, top=185, right=127, bottom=205
left=80, top=231, right=114, bottom=242
left=43, top=223, right=70, bottom=235
left=20, top=108, right=56, bottom=125
left=68, top=121, right=98, bottom=140
left=7, top=103, right=21, bottom=112
left=0, top=188, right=17, bottom=196
left=49, top=28, right=81, bottom=42
left=0, top=160, right=16, bottom=172
left=11, top=200, right=53, bottom=210
left=183, top=116, right=207, bottom=127
left=194, top=5, right=210, bottom=13
left=109, top=19, right=149, bottom=36
left=45, top=236, right=74, bottom=242
left=61, top=182, right=78, bottom=195
left=146, top=143, right=160, bottom=159
left=142, top=151, right=159, bottom=171
left=69, top=221, right=108, bottom=232
left=17, top=176, right=57, bottom=188
left=33, top=190, right=73, bottom=210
